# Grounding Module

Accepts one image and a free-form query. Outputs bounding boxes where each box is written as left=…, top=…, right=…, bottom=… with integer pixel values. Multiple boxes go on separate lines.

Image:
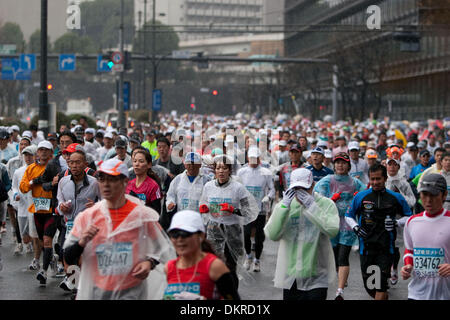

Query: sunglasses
left=168, top=229, right=195, bottom=239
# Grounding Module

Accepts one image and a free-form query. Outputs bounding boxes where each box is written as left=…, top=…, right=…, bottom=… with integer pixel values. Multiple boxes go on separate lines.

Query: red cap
left=63, top=143, right=81, bottom=154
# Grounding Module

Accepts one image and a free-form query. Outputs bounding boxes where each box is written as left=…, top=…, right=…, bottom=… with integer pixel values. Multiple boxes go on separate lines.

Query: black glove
left=353, top=225, right=369, bottom=239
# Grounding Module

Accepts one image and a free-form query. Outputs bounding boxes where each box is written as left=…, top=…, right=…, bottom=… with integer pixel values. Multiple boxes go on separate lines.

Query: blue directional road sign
left=97, top=55, right=111, bottom=72
left=123, top=81, right=130, bottom=111
left=0, top=58, right=31, bottom=80
left=59, top=54, right=76, bottom=71
left=152, top=89, right=162, bottom=111
left=20, top=54, right=36, bottom=71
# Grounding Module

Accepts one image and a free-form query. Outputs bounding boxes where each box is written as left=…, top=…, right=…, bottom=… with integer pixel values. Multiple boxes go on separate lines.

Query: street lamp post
left=117, top=0, right=125, bottom=129
left=39, top=0, right=49, bottom=136
left=143, top=0, right=147, bottom=111
left=150, top=0, right=157, bottom=124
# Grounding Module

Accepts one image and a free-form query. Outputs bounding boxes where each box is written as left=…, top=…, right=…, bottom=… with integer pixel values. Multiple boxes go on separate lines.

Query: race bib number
left=65, top=219, right=74, bottom=237
left=180, top=198, right=199, bottom=210
left=413, top=247, right=445, bottom=278
left=95, top=242, right=133, bottom=276
left=246, top=186, right=262, bottom=201
left=209, top=198, right=233, bottom=218
left=33, top=197, right=51, bottom=211
left=163, top=282, right=200, bottom=300
left=136, top=193, right=147, bottom=202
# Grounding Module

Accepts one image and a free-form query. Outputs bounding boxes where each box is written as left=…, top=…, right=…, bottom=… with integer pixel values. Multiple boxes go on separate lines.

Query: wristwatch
left=146, top=257, right=160, bottom=270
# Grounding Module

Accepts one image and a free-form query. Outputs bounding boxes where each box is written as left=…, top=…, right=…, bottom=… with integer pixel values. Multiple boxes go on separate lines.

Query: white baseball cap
left=184, top=152, right=202, bottom=164
left=85, top=128, right=95, bottom=135
left=10, top=125, right=20, bottom=132
left=98, top=158, right=129, bottom=177
left=168, top=210, right=205, bottom=233
left=288, top=168, right=314, bottom=190
left=22, top=130, right=32, bottom=139
left=37, top=140, right=53, bottom=150
left=278, top=140, right=287, bottom=147
left=22, top=145, right=37, bottom=155
left=248, top=146, right=261, bottom=158
left=104, top=132, right=114, bottom=139
left=348, top=141, right=360, bottom=151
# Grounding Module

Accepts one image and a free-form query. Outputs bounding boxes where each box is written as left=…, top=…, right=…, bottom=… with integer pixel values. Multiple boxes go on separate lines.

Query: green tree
left=53, top=32, right=96, bottom=54
left=28, top=29, right=52, bottom=54
left=0, top=22, right=25, bottom=51
left=80, top=0, right=135, bottom=50
left=0, top=22, right=25, bottom=116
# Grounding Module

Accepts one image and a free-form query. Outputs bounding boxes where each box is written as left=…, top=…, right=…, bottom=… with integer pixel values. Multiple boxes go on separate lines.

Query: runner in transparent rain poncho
left=313, top=152, right=366, bottom=300
left=63, top=159, right=176, bottom=300
left=166, top=152, right=211, bottom=214
left=198, top=155, right=259, bottom=288
left=264, top=168, right=339, bottom=300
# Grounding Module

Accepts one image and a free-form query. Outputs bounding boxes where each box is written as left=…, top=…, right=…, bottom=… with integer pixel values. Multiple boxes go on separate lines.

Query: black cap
left=115, top=139, right=127, bottom=149
left=418, top=173, right=447, bottom=195
left=333, top=152, right=350, bottom=163
left=420, top=149, right=431, bottom=157
left=47, top=132, right=58, bottom=140
left=290, top=143, right=302, bottom=152
left=0, top=129, right=10, bottom=139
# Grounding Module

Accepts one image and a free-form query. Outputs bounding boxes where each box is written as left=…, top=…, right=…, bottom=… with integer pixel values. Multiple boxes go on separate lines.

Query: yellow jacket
left=19, top=162, right=53, bottom=214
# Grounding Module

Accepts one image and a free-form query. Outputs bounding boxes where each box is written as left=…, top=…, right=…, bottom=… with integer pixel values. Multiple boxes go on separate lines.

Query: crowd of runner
left=0, top=113, right=448, bottom=300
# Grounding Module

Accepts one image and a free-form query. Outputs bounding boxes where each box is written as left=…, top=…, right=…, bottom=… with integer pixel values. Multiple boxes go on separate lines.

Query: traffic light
left=190, top=103, right=196, bottom=110
left=47, top=83, right=53, bottom=91
left=212, top=90, right=218, bottom=96
left=124, top=51, right=132, bottom=70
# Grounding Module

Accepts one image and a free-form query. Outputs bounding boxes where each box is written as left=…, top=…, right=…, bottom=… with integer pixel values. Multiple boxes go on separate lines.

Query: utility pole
left=150, top=0, right=157, bottom=124
left=332, top=64, right=338, bottom=123
left=117, top=0, right=125, bottom=129
left=143, top=0, right=147, bottom=111
left=138, top=10, right=142, bottom=109
left=39, top=0, right=49, bottom=136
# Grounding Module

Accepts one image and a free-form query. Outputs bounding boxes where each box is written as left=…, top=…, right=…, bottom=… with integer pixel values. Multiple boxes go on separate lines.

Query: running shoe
left=244, top=258, right=252, bottom=271
left=390, top=269, right=398, bottom=285
left=14, top=243, right=23, bottom=255
left=25, top=243, right=33, bottom=254
left=59, top=276, right=72, bottom=292
left=335, top=288, right=344, bottom=300
left=56, top=263, right=65, bottom=277
left=253, top=260, right=260, bottom=272
left=37, top=270, right=47, bottom=286
left=49, top=254, right=58, bottom=274
left=0, top=225, right=6, bottom=234
left=29, top=258, right=40, bottom=271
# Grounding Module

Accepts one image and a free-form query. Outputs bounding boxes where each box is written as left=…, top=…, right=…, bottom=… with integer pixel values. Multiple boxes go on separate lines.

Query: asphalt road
left=0, top=226, right=410, bottom=300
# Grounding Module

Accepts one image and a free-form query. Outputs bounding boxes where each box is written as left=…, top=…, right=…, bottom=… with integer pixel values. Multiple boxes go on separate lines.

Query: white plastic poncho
left=199, top=178, right=259, bottom=226
left=64, top=194, right=176, bottom=300
left=264, top=193, right=339, bottom=291
left=199, top=178, right=259, bottom=271
left=236, top=165, right=275, bottom=214
left=165, top=171, right=211, bottom=212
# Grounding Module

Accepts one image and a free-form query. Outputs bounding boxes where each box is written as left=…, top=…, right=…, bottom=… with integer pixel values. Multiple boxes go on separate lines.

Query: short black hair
left=442, top=151, right=450, bottom=159
left=58, top=130, right=77, bottom=144
left=156, top=137, right=170, bottom=147
left=369, top=163, right=387, bottom=179
left=29, top=124, right=38, bottom=131
left=434, top=147, right=446, bottom=155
